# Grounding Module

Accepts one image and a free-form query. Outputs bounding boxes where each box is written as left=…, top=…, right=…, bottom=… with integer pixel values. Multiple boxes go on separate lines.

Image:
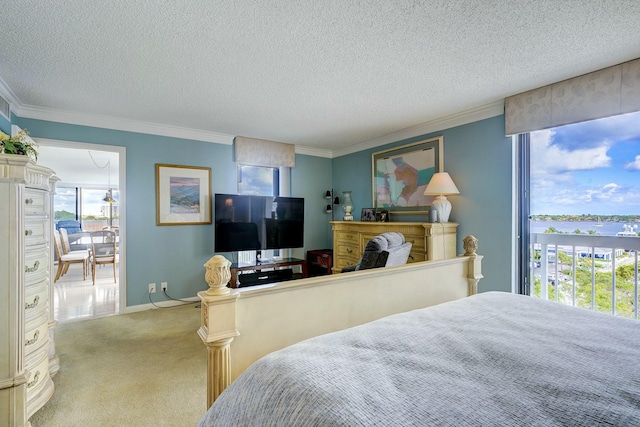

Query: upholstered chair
left=341, top=232, right=412, bottom=272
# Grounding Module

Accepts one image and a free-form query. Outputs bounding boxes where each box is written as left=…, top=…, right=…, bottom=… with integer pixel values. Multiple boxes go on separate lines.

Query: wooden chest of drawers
left=331, top=221, right=458, bottom=273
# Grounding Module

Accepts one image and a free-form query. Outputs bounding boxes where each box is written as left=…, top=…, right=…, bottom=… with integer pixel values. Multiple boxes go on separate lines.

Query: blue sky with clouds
left=530, top=111, right=640, bottom=215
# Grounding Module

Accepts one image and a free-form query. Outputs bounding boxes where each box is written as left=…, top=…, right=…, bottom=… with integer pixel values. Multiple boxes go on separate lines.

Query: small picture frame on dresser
left=361, top=208, right=376, bottom=222
left=375, top=209, right=389, bottom=222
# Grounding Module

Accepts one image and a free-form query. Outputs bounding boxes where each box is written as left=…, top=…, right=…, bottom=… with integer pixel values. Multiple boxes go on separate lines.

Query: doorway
left=37, top=139, right=126, bottom=322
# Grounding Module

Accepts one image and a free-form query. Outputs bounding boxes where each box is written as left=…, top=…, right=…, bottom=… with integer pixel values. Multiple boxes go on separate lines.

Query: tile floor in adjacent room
left=53, top=262, right=119, bottom=323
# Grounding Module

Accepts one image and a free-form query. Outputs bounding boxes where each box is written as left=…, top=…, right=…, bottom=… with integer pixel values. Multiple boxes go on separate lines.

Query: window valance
left=505, top=58, right=640, bottom=136
left=234, top=136, right=295, bottom=168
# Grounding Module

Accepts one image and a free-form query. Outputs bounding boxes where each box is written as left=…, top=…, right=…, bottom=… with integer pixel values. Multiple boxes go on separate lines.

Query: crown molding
left=0, top=76, right=20, bottom=114
left=295, top=144, right=332, bottom=158
left=13, top=101, right=335, bottom=157
left=13, top=104, right=236, bottom=145
left=332, top=100, right=505, bottom=158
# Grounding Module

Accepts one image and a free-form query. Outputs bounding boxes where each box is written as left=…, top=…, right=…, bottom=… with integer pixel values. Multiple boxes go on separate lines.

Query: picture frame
left=156, top=164, right=212, bottom=226
left=375, top=209, right=390, bottom=222
left=361, top=208, right=376, bottom=222
left=372, top=136, right=443, bottom=214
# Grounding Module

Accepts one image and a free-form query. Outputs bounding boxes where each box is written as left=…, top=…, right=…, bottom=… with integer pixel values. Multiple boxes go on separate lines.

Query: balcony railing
left=529, top=233, right=640, bottom=320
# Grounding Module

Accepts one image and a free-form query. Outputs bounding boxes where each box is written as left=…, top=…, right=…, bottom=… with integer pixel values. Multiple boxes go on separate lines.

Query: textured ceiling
left=1, top=1, right=640, bottom=156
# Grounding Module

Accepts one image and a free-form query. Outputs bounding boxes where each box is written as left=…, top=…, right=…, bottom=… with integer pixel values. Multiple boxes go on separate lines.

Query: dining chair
left=53, top=230, right=90, bottom=282
left=59, top=227, right=90, bottom=256
left=90, top=230, right=119, bottom=285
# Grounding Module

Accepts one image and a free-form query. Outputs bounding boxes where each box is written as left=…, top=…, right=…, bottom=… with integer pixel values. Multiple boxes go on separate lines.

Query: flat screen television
left=214, top=193, right=304, bottom=253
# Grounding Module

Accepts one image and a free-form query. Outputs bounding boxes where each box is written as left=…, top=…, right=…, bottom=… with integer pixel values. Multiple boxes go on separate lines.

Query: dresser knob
left=27, top=371, right=40, bottom=388
left=25, top=198, right=33, bottom=205
left=25, top=260, right=40, bottom=273
left=25, top=295, right=40, bottom=310
left=25, top=229, right=33, bottom=236
left=25, top=330, right=40, bottom=346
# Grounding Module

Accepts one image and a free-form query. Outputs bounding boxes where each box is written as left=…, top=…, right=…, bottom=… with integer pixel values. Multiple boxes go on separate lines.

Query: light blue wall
left=13, top=117, right=333, bottom=306
left=333, top=115, right=513, bottom=293
left=11, top=113, right=512, bottom=305
left=292, top=154, right=334, bottom=250
left=0, top=114, right=10, bottom=135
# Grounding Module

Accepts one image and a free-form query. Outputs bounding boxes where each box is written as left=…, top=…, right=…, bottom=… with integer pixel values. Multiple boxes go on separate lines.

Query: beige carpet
left=29, top=304, right=208, bottom=427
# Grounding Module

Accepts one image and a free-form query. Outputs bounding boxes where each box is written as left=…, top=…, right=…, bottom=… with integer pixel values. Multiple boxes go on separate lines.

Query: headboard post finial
left=463, top=235, right=478, bottom=256
left=204, top=255, right=232, bottom=296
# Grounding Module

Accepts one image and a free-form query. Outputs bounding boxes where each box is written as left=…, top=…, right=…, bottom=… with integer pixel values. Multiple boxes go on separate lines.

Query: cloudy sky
left=530, top=110, right=640, bottom=216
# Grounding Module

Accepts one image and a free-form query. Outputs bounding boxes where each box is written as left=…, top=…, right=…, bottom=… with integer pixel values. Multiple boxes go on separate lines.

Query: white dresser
left=0, top=154, right=58, bottom=426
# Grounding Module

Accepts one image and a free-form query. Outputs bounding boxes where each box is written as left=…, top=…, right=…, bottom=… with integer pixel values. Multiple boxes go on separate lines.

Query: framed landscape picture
left=156, top=164, right=212, bottom=225
left=371, top=136, right=443, bottom=214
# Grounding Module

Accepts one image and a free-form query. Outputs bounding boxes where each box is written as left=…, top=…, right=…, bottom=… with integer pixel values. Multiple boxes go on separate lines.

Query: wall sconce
left=324, top=189, right=341, bottom=220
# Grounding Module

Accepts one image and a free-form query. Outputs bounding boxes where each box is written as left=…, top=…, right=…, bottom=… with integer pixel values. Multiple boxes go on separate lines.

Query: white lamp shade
left=424, top=172, right=459, bottom=223
left=423, top=172, right=460, bottom=196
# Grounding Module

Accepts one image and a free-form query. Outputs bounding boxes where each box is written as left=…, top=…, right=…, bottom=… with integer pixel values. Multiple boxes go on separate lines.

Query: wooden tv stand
left=229, top=258, right=308, bottom=288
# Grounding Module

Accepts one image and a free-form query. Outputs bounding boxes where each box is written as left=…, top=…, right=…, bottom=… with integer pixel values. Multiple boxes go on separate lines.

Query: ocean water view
left=530, top=220, right=639, bottom=236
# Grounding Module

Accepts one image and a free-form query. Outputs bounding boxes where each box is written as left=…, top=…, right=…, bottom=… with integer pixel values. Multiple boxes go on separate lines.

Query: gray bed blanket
left=199, top=292, right=640, bottom=426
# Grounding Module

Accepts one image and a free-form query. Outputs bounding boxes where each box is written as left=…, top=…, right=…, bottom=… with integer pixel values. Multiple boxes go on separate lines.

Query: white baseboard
left=122, top=296, right=201, bottom=314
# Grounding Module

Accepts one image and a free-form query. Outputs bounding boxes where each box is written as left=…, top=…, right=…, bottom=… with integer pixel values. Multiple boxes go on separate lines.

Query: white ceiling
left=37, top=144, right=119, bottom=188
left=2, top=1, right=640, bottom=160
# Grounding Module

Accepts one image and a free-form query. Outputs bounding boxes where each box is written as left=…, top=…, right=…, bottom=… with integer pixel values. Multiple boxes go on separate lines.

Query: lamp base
left=432, top=195, right=452, bottom=223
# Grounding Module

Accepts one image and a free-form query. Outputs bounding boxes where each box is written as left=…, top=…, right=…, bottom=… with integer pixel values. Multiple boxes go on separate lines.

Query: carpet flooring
left=29, top=303, right=208, bottom=426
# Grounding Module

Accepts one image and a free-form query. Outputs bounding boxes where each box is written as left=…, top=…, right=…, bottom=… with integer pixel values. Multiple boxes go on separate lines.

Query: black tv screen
left=214, top=194, right=304, bottom=253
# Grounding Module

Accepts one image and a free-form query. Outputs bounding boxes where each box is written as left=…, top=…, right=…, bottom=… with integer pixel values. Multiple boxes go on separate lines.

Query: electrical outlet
left=161, top=281, right=168, bottom=291
left=148, top=283, right=156, bottom=294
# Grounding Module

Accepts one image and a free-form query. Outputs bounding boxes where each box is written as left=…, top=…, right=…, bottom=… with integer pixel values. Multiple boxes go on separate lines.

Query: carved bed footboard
left=198, top=236, right=482, bottom=408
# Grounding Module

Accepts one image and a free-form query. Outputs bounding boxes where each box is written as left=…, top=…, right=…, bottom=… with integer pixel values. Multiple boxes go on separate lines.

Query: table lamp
left=423, top=172, right=459, bottom=223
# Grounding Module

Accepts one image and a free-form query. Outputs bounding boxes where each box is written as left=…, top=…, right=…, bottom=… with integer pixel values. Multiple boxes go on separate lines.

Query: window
left=54, top=186, right=120, bottom=231
left=520, top=110, right=640, bottom=318
left=237, top=165, right=279, bottom=196
left=237, top=165, right=280, bottom=262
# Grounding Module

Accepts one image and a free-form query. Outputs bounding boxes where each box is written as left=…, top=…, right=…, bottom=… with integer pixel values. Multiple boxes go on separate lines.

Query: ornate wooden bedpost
left=198, top=255, right=239, bottom=408
left=463, top=235, right=483, bottom=295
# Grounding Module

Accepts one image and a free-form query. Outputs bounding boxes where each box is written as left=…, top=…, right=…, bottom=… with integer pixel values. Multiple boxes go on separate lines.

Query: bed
left=199, top=291, right=640, bottom=426
left=197, top=235, right=483, bottom=407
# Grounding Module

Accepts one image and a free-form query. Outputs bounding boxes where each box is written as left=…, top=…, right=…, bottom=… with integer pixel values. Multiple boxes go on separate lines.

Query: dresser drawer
left=25, top=250, right=49, bottom=284
left=25, top=347, right=51, bottom=403
left=25, top=310, right=49, bottom=355
left=24, top=189, right=48, bottom=216
left=24, top=219, right=48, bottom=247
left=335, top=230, right=359, bottom=245
left=335, top=243, right=359, bottom=262
left=403, top=233, right=426, bottom=253
left=407, top=250, right=425, bottom=263
left=25, top=280, right=48, bottom=319
left=334, top=257, right=356, bottom=271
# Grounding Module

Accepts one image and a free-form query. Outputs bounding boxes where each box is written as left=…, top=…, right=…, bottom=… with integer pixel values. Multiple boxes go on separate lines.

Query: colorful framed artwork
left=155, top=164, right=212, bottom=225
left=371, top=136, right=443, bottom=214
